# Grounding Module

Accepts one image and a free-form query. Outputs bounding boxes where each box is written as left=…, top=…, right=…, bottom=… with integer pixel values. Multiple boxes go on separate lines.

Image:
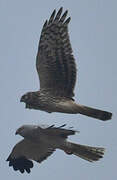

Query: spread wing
left=36, top=7, right=77, bottom=98
left=39, top=124, right=77, bottom=138
left=7, top=139, right=55, bottom=173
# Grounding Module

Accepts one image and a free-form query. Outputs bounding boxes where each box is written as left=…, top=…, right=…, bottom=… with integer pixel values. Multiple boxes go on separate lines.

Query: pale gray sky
left=0, top=0, right=116, bottom=179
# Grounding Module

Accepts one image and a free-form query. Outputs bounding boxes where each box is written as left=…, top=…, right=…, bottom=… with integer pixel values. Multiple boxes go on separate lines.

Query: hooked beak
left=15, top=130, right=18, bottom=135
left=20, top=96, right=24, bottom=102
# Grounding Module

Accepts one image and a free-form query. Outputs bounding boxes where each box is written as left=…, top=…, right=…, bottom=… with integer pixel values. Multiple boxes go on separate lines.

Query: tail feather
left=75, top=104, right=112, bottom=121
left=64, top=142, right=105, bottom=162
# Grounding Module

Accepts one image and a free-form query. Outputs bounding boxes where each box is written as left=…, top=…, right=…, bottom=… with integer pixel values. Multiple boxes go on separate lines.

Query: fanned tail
left=64, top=142, right=105, bottom=162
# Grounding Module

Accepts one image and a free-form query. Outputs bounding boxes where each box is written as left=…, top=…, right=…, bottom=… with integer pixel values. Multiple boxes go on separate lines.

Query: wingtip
left=58, top=124, right=67, bottom=128
left=6, top=156, right=10, bottom=161
left=51, top=9, right=56, bottom=17
left=7, top=156, right=34, bottom=173
left=59, top=7, right=63, bottom=12
left=43, top=20, right=48, bottom=28
left=63, top=17, right=71, bottom=26
left=64, top=9, right=68, bottom=16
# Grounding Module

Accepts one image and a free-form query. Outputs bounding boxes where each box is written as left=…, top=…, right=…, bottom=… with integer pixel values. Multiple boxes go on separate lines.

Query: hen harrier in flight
left=7, top=124, right=105, bottom=173
left=20, top=7, right=112, bottom=121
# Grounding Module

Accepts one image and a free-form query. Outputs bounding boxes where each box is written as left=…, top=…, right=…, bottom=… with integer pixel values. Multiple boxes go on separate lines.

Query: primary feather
left=20, top=7, right=112, bottom=121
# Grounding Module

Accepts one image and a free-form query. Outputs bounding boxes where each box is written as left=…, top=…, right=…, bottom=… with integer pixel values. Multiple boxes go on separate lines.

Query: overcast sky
left=0, top=0, right=116, bottom=179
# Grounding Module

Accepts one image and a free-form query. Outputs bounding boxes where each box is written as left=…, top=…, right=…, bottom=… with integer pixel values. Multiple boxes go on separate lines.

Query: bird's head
left=15, top=125, right=38, bottom=139
left=20, top=92, right=39, bottom=109
left=20, top=92, right=33, bottom=103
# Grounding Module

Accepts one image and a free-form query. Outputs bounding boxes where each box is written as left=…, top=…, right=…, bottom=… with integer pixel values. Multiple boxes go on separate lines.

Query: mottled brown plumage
left=20, top=7, right=112, bottom=121
left=36, top=7, right=76, bottom=98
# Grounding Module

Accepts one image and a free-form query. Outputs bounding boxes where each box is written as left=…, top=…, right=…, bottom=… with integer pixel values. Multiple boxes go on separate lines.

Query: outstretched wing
left=36, top=7, right=77, bottom=98
left=7, top=139, right=55, bottom=173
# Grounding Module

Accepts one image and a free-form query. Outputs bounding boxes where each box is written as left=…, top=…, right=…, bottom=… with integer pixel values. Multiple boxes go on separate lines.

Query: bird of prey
left=20, top=7, right=112, bottom=121
left=7, top=124, right=105, bottom=174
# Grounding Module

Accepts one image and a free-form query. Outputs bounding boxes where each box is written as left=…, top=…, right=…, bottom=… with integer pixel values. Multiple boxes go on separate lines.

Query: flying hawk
left=20, top=7, right=112, bottom=121
left=7, top=124, right=105, bottom=173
